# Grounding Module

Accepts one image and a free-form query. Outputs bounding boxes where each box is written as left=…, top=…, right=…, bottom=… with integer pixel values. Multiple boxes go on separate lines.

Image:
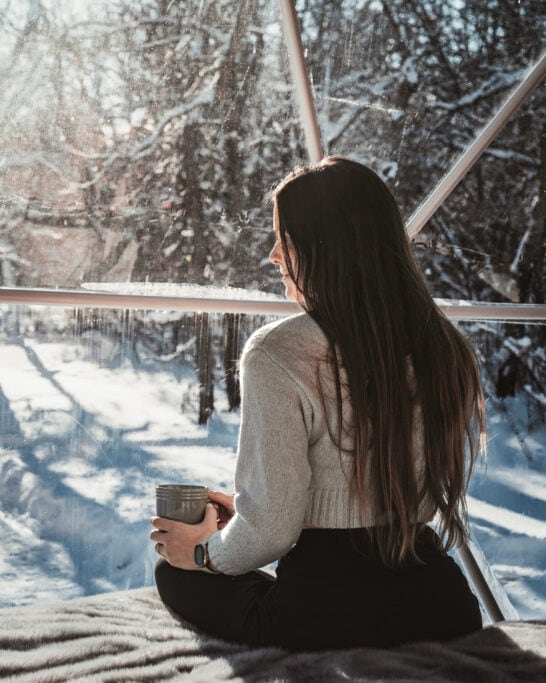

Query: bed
left=0, top=587, right=544, bottom=682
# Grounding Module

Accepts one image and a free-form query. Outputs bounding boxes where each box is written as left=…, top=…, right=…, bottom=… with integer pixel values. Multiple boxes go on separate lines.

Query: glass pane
left=296, top=0, right=542, bottom=216
left=0, top=303, right=280, bottom=605
left=413, top=90, right=545, bottom=304
left=0, top=0, right=304, bottom=292
left=1, top=305, right=544, bottom=618
left=460, top=320, right=546, bottom=620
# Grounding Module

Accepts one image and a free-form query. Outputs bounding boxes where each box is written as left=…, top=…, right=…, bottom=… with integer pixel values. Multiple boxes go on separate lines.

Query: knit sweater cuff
left=205, top=528, right=244, bottom=575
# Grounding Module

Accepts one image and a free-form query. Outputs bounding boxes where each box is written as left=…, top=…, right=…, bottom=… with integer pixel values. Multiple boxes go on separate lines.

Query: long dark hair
left=273, top=156, right=486, bottom=565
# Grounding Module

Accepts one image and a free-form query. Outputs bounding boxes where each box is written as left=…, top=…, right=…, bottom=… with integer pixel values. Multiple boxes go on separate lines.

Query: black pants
left=155, top=527, right=482, bottom=651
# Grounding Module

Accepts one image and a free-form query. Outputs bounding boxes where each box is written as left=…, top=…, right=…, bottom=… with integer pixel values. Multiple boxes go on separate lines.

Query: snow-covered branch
left=427, top=70, right=523, bottom=112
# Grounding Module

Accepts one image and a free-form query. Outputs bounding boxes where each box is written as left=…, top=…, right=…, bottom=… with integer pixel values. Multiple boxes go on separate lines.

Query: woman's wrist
left=194, top=541, right=221, bottom=573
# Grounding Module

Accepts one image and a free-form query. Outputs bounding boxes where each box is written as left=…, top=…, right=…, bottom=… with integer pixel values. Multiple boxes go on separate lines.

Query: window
left=0, top=0, right=544, bottom=621
left=0, top=0, right=303, bottom=292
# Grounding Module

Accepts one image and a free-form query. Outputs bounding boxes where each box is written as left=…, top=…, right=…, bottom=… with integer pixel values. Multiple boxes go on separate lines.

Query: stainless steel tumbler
left=155, top=484, right=209, bottom=523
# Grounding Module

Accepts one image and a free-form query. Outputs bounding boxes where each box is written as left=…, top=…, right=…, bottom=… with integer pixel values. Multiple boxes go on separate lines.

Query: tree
left=1, top=0, right=543, bottom=421
left=295, top=0, right=545, bottom=418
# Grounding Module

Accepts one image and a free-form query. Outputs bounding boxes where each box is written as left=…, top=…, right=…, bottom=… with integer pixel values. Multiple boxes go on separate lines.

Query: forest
left=0, top=0, right=544, bottom=423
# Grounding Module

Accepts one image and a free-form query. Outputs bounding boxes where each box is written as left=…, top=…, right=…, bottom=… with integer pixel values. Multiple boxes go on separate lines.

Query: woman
left=150, top=156, right=485, bottom=651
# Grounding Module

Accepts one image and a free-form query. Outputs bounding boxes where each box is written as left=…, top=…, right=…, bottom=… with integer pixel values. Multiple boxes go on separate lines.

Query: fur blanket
left=0, top=587, right=544, bottom=682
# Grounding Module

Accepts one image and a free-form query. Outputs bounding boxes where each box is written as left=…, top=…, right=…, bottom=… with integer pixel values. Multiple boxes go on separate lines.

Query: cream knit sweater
left=206, top=312, right=433, bottom=575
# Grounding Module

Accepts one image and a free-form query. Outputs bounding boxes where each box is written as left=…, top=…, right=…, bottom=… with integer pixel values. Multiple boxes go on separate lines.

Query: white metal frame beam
left=457, top=543, right=506, bottom=623
left=406, top=52, right=546, bottom=238
left=279, top=0, right=324, bottom=163
left=1, top=287, right=546, bottom=322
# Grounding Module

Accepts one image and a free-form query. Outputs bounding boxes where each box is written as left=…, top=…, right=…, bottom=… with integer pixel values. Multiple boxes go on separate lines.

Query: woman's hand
left=150, top=503, right=219, bottom=570
left=207, top=490, right=235, bottom=529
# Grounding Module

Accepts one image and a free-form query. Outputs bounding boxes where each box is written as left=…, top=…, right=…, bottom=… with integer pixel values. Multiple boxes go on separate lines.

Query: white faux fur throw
left=0, top=587, right=545, bottom=682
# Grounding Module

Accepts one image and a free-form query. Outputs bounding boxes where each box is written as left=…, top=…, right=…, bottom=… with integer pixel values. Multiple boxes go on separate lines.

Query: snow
left=427, top=69, right=523, bottom=111
left=467, top=496, right=546, bottom=539
left=82, top=281, right=286, bottom=301
left=401, top=57, right=418, bottom=86
left=0, top=317, right=544, bottom=622
left=510, top=225, right=532, bottom=275
left=467, top=393, right=546, bottom=619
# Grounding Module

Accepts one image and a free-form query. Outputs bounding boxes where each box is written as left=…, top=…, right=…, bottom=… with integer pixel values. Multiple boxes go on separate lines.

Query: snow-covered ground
left=467, top=397, right=546, bottom=619
left=0, top=318, right=544, bottom=621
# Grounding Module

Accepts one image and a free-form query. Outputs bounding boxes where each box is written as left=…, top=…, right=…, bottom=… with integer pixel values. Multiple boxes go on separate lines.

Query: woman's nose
left=269, top=241, right=282, bottom=265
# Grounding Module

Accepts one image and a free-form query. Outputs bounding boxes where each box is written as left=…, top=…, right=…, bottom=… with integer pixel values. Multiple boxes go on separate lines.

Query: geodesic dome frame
left=0, top=0, right=544, bottom=625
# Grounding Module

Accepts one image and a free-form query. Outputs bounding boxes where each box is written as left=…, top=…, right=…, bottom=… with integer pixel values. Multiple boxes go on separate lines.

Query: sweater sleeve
left=206, top=346, right=313, bottom=575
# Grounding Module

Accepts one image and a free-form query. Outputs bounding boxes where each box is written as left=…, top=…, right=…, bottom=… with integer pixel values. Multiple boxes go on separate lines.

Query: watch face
left=194, top=543, right=206, bottom=568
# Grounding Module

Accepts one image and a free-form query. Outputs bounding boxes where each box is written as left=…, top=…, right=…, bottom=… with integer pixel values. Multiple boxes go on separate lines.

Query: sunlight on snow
left=467, top=496, right=546, bottom=539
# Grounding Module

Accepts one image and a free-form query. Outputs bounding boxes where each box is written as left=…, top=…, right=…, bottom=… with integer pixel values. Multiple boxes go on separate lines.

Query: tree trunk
left=194, top=312, right=214, bottom=424
left=517, top=122, right=545, bottom=306
left=223, top=313, right=241, bottom=411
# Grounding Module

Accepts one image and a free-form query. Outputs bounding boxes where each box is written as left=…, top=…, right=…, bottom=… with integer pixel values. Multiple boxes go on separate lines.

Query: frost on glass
left=0, top=0, right=304, bottom=292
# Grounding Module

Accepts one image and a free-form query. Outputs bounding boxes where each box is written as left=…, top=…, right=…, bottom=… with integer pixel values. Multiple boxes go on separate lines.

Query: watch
left=194, top=542, right=220, bottom=573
